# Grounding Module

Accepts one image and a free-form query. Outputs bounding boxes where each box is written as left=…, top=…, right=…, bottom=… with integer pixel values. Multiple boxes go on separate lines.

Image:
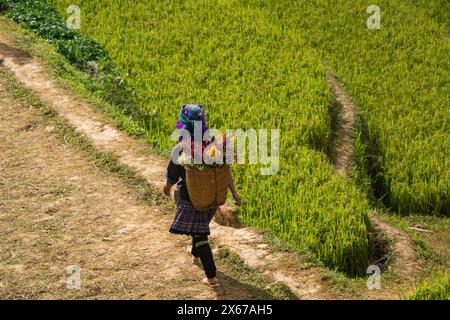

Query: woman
left=162, top=104, right=241, bottom=287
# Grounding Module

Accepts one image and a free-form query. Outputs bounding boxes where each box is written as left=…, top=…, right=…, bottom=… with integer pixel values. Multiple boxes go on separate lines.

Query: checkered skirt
left=169, top=199, right=217, bottom=236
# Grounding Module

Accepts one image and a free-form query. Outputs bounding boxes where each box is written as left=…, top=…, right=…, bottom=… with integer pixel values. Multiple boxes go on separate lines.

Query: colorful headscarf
left=175, top=104, right=209, bottom=134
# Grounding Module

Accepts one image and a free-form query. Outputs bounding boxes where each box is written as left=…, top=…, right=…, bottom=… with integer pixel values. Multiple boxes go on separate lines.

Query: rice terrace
left=0, top=0, right=448, bottom=304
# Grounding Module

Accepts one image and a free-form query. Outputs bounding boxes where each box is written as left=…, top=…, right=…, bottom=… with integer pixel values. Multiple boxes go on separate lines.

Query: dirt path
left=326, top=71, right=422, bottom=284
left=369, top=214, right=422, bottom=281
left=0, top=77, right=283, bottom=299
left=0, top=35, right=353, bottom=299
left=325, top=71, right=357, bottom=176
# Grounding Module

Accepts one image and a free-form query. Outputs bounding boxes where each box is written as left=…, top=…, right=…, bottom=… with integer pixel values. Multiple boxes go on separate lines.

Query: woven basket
left=186, top=165, right=230, bottom=210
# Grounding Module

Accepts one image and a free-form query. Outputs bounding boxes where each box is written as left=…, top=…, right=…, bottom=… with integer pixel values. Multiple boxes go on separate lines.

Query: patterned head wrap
left=175, top=104, right=209, bottom=134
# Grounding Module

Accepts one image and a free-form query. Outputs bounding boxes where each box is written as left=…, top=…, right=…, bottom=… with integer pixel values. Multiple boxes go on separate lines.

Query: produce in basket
left=176, top=133, right=235, bottom=210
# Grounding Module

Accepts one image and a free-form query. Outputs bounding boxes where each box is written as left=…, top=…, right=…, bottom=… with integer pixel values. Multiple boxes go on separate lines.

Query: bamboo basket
left=186, top=165, right=230, bottom=210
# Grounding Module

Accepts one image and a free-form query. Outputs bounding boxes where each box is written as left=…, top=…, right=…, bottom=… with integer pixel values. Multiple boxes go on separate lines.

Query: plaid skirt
left=169, top=199, right=217, bottom=236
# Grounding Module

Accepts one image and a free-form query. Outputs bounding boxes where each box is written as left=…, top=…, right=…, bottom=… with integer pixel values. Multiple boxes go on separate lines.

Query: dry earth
left=0, top=77, right=280, bottom=299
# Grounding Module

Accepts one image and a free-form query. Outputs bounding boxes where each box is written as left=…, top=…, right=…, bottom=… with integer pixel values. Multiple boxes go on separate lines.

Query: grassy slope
left=47, top=0, right=450, bottom=268
left=48, top=0, right=450, bottom=269
left=406, top=270, right=450, bottom=300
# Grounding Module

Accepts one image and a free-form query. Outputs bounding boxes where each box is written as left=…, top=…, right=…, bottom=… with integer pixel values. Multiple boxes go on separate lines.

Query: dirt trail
left=0, top=37, right=348, bottom=299
left=325, top=71, right=357, bottom=176
left=326, top=71, right=421, bottom=283
left=369, top=214, right=422, bottom=281
left=0, top=78, right=279, bottom=299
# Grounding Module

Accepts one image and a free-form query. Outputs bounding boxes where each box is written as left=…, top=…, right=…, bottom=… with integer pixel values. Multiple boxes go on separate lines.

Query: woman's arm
left=164, top=160, right=181, bottom=196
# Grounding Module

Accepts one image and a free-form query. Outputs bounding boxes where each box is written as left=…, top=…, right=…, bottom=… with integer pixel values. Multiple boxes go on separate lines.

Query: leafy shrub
left=1, top=0, right=142, bottom=122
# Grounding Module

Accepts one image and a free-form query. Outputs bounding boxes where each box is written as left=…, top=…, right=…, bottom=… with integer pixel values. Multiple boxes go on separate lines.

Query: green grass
left=406, top=270, right=450, bottom=300
left=2, top=0, right=373, bottom=275
left=377, top=210, right=449, bottom=271
left=375, top=209, right=449, bottom=300
left=50, top=0, right=373, bottom=275
left=266, top=0, right=450, bottom=215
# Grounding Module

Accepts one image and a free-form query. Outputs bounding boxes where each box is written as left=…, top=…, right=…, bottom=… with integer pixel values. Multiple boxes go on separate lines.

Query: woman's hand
left=163, top=183, right=172, bottom=197
left=232, top=191, right=241, bottom=206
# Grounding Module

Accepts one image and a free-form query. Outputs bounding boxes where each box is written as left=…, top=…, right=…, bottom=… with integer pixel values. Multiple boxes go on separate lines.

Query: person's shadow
left=211, top=271, right=297, bottom=300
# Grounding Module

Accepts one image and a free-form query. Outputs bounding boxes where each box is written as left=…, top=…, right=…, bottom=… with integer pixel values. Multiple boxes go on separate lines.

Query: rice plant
left=406, top=270, right=450, bottom=300
left=266, top=0, right=450, bottom=215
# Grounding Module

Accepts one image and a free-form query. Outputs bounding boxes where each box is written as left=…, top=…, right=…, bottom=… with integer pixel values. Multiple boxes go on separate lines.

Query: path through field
left=0, top=75, right=287, bottom=299
left=326, top=71, right=421, bottom=283
left=0, top=35, right=353, bottom=299
left=0, top=34, right=420, bottom=299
